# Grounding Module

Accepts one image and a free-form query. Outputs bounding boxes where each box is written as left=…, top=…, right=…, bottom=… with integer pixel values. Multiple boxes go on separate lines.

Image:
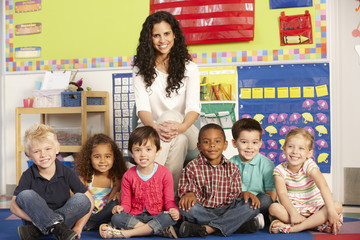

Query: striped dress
left=86, top=175, right=113, bottom=214
left=273, top=158, right=324, bottom=217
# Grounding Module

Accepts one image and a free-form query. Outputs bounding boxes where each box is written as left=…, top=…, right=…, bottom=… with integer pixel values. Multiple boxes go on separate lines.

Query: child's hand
left=112, top=205, right=124, bottom=214
left=168, top=208, right=180, bottom=221
left=179, top=192, right=197, bottom=212
left=290, top=212, right=306, bottom=225
left=72, top=226, right=82, bottom=239
left=328, top=209, right=342, bottom=235
left=241, top=191, right=260, bottom=210
left=110, top=192, right=121, bottom=202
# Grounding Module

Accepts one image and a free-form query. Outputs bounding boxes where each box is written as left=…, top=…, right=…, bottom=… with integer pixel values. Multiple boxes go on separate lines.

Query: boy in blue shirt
left=10, top=123, right=94, bottom=240
left=230, top=118, right=276, bottom=231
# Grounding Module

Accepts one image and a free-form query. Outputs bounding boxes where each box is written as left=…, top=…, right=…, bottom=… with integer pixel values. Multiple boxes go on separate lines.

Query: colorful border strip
left=5, top=0, right=326, bottom=72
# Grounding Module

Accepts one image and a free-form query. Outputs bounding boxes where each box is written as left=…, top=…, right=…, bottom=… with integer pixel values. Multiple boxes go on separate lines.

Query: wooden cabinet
left=15, top=91, right=109, bottom=183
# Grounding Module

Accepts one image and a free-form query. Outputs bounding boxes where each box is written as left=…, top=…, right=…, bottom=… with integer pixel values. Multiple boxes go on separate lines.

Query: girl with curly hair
left=75, top=133, right=127, bottom=231
left=133, top=11, right=200, bottom=190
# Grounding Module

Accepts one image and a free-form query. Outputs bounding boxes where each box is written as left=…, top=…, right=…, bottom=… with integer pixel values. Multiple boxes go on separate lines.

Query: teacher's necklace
left=155, top=58, right=169, bottom=73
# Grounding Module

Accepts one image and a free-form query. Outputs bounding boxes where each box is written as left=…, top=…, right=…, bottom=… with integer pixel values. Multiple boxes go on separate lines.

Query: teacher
left=133, top=11, right=200, bottom=189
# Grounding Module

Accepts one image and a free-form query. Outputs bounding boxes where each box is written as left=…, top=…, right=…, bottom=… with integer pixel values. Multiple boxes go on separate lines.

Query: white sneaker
left=254, top=213, right=265, bottom=229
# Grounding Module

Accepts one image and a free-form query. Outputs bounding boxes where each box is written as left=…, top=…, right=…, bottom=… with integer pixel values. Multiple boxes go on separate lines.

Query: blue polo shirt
left=14, top=159, right=87, bottom=210
left=230, top=153, right=275, bottom=195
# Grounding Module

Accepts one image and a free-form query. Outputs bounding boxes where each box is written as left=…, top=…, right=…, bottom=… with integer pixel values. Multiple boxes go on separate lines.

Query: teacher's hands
left=156, top=121, right=185, bottom=142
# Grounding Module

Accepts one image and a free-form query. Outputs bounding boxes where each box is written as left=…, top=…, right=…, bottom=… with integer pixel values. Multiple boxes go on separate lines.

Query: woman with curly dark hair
left=75, top=133, right=127, bottom=231
left=133, top=11, right=200, bottom=190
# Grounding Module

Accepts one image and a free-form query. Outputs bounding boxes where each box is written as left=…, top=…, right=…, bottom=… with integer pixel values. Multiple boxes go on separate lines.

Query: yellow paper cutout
left=316, top=85, right=329, bottom=97
left=277, top=87, right=289, bottom=98
left=290, top=87, right=301, bottom=98
left=240, top=88, right=251, bottom=99
left=303, top=86, right=315, bottom=98
left=253, top=88, right=263, bottom=99
left=264, top=88, right=275, bottom=98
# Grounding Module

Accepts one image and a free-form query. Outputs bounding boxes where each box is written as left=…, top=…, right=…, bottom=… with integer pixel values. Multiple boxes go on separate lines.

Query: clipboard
left=41, top=71, right=71, bottom=90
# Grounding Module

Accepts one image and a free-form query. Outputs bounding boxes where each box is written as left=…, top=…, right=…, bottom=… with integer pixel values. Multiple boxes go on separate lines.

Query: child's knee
left=180, top=203, right=201, bottom=218
left=17, top=189, right=37, bottom=201
left=268, top=203, right=281, bottom=216
left=73, top=193, right=90, bottom=204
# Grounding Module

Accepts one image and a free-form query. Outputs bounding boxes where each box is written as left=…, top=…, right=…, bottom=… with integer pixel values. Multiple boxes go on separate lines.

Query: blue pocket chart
left=237, top=63, right=331, bottom=173
left=270, top=0, right=313, bottom=9
left=112, top=73, right=135, bottom=158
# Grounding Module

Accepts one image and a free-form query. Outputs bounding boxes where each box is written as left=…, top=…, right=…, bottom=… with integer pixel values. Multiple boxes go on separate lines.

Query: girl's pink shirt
left=120, top=164, right=179, bottom=216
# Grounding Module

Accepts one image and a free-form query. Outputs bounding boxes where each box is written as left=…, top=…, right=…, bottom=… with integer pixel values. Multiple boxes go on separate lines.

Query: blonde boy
left=10, top=123, right=94, bottom=240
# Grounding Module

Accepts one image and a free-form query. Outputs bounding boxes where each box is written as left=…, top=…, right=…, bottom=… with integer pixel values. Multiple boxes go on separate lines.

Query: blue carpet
left=0, top=208, right=317, bottom=239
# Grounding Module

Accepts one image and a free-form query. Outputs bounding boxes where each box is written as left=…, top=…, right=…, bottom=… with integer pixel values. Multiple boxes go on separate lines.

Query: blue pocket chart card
left=237, top=63, right=331, bottom=173
left=270, top=0, right=313, bottom=9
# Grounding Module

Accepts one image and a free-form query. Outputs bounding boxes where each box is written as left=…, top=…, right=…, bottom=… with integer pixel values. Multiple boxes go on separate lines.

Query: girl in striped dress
left=76, top=134, right=127, bottom=231
left=268, top=128, right=343, bottom=234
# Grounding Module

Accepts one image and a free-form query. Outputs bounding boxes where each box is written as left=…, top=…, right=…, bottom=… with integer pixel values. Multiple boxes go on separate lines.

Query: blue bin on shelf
left=61, top=92, right=81, bottom=107
left=61, top=92, right=103, bottom=106
left=27, top=160, right=75, bottom=169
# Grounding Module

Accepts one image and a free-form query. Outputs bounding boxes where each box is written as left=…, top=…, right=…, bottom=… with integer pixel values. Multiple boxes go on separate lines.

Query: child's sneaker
left=159, top=225, right=178, bottom=238
left=52, top=222, right=77, bottom=240
left=254, top=213, right=265, bottom=229
left=18, top=225, right=43, bottom=240
left=235, top=213, right=265, bottom=233
left=179, top=221, right=207, bottom=238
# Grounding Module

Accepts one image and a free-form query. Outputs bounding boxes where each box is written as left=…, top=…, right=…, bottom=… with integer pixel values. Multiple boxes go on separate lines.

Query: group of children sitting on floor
left=10, top=118, right=343, bottom=240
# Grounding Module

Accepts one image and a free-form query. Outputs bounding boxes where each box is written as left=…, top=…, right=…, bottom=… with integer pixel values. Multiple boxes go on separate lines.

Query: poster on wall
left=150, top=0, right=255, bottom=44
left=112, top=73, right=135, bottom=158
left=237, top=63, right=331, bottom=173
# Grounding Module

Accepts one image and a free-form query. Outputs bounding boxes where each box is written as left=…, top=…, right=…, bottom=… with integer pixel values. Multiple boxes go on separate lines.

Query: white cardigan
left=133, top=61, right=201, bottom=122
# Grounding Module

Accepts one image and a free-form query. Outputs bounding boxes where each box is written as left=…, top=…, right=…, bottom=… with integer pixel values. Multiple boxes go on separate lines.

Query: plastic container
left=33, top=89, right=62, bottom=107
left=53, top=127, right=81, bottom=146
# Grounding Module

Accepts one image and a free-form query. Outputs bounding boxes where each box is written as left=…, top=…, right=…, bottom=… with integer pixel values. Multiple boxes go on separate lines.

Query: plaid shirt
left=177, top=153, right=242, bottom=208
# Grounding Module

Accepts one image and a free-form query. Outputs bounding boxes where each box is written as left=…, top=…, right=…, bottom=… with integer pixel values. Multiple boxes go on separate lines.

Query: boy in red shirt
left=177, top=123, right=264, bottom=237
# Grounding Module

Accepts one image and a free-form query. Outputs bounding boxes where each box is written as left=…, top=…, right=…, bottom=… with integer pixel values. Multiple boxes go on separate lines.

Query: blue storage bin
left=61, top=92, right=81, bottom=107
left=87, top=97, right=103, bottom=105
left=27, top=160, right=75, bottom=169
left=61, top=92, right=103, bottom=106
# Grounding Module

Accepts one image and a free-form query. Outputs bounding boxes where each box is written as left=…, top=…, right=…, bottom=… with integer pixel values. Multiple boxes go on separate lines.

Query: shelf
left=18, top=145, right=81, bottom=152
left=15, top=91, right=110, bottom=183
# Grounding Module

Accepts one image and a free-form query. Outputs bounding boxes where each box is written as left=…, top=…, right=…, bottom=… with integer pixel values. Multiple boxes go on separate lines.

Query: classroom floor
left=1, top=194, right=360, bottom=218
left=1, top=195, right=360, bottom=240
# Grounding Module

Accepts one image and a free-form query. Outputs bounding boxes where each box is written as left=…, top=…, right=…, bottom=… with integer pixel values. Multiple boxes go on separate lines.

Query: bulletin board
left=237, top=63, right=331, bottom=173
left=5, top=0, right=327, bottom=72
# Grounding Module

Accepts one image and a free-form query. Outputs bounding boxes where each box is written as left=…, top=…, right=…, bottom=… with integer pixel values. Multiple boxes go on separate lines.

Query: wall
left=331, top=0, right=360, bottom=203
left=1, top=0, right=5, bottom=194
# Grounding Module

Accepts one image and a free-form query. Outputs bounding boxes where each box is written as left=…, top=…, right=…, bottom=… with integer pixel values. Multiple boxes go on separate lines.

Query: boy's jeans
left=16, top=189, right=91, bottom=234
left=180, top=198, right=259, bottom=236
left=257, top=193, right=273, bottom=220
left=84, top=199, right=118, bottom=230
left=111, top=211, right=176, bottom=235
